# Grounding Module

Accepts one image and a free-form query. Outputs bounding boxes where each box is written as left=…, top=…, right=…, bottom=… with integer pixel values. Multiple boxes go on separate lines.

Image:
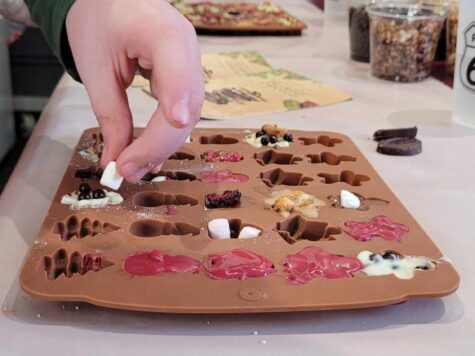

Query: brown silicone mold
left=19, top=128, right=459, bottom=313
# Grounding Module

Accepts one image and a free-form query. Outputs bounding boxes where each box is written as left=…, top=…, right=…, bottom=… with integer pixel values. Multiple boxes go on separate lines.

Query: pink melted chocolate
left=124, top=250, right=204, bottom=276
left=206, top=249, right=276, bottom=280
left=282, top=247, right=364, bottom=284
left=343, top=215, right=409, bottom=242
left=166, top=205, right=177, bottom=216
left=203, top=150, right=242, bottom=163
left=201, top=169, right=249, bottom=184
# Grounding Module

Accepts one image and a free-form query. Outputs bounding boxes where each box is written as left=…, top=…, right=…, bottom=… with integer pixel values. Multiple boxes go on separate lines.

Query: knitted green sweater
left=25, top=0, right=80, bottom=81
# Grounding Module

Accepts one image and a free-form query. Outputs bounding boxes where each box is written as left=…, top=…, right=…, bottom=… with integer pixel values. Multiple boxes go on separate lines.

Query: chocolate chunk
left=377, top=138, right=422, bottom=156
left=373, top=127, right=418, bottom=141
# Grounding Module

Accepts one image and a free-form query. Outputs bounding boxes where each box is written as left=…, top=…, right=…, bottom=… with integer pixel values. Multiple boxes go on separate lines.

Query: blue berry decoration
left=92, top=189, right=106, bottom=199
left=260, top=136, right=269, bottom=146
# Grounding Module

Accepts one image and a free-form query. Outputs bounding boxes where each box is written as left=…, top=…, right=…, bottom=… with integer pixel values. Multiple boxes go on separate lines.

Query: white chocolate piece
left=238, top=226, right=261, bottom=239
left=100, top=161, right=124, bottom=190
left=340, top=190, right=361, bottom=209
left=61, top=191, right=123, bottom=210
left=357, top=251, right=435, bottom=280
left=208, top=219, right=231, bottom=240
left=151, top=176, right=168, bottom=183
left=244, top=134, right=290, bottom=148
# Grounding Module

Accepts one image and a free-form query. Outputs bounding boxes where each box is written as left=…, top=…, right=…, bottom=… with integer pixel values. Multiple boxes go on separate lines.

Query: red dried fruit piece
left=81, top=254, right=103, bottom=275
left=205, top=190, right=241, bottom=209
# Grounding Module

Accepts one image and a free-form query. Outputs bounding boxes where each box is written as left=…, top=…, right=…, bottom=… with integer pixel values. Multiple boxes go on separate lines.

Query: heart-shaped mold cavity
left=260, top=168, right=313, bottom=187
left=199, top=135, right=239, bottom=145
left=142, top=171, right=197, bottom=182
left=276, top=216, right=341, bottom=244
left=53, top=216, right=120, bottom=241
left=299, top=135, right=343, bottom=147
left=130, top=220, right=200, bottom=237
left=133, top=192, right=198, bottom=208
left=168, top=152, right=195, bottom=160
left=306, top=152, right=356, bottom=165
left=208, top=218, right=263, bottom=239
left=318, top=171, right=370, bottom=186
left=42, top=249, right=113, bottom=280
left=254, top=150, right=303, bottom=166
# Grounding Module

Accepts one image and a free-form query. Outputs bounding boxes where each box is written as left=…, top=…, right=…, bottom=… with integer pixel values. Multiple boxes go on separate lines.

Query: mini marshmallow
left=238, top=226, right=261, bottom=239
left=341, top=190, right=361, bottom=209
left=100, top=161, right=124, bottom=190
left=151, top=176, right=168, bottom=183
left=208, top=219, right=231, bottom=240
left=185, top=135, right=192, bottom=143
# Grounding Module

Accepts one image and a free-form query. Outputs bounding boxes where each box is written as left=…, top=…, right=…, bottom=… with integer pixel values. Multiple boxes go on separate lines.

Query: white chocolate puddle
left=358, top=251, right=436, bottom=280
left=61, top=190, right=123, bottom=210
left=264, top=189, right=325, bottom=218
left=244, top=134, right=290, bottom=148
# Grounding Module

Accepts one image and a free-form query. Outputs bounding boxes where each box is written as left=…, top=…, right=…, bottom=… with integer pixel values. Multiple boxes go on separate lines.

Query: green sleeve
left=25, top=0, right=81, bottom=82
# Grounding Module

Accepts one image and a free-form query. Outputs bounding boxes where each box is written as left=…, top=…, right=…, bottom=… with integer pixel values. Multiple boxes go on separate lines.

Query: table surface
left=1, top=1, right=474, bottom=355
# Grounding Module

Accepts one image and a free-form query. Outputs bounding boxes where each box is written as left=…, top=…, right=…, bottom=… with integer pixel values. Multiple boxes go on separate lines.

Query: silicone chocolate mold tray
left=19, top=127, right=459, bottom=313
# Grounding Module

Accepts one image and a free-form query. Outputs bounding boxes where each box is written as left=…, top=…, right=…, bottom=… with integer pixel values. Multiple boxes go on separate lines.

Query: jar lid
left=366, top=2, right=448, bottom=21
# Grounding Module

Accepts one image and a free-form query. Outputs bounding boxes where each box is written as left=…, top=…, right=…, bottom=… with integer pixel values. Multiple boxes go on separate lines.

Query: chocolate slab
left=19, top=128, right=459, bottom=313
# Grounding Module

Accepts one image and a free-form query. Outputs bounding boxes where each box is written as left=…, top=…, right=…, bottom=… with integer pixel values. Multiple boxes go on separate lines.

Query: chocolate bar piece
left=373, top=127, right=418, bottom=141
left=377, top=138, right=422, bottom=156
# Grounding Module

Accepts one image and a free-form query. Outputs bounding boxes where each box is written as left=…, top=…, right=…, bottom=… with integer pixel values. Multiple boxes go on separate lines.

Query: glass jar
left=367, top=2, right=448, bottom=82
left=446, top=1, right=459, bottom=74
left=349, top=0, right=373, bottom=62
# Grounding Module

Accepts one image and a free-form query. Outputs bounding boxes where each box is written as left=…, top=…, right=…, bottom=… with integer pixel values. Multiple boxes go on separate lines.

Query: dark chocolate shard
left=373, top=127, right=418, bottom=141
left=377, top=138, right=422, bottom=156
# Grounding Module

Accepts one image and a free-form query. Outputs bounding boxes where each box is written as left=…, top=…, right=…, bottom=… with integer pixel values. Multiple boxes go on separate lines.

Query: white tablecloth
left=1, top=1, right=474, bottom=355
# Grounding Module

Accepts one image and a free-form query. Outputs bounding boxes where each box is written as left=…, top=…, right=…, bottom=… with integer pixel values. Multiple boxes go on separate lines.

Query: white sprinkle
left=75, top=306, right=80, bottom=310
left=36, top=314, right=41, bottom=318
left=253, top=331, right=259, bottom=335
left=260, top=340, right=267, bottom=345
left=61, top=305, right=66, bottom=310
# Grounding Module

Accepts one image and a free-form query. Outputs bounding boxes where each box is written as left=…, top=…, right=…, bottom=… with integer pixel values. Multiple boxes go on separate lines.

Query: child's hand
left=66, top=0, right=204, bottom=182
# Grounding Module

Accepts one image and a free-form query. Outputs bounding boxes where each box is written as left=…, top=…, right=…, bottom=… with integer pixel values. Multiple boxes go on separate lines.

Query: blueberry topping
left=92, top=189, right=106, bottom=199
left=260, top=136, right=269, bottom=146
left=230, top=229, right=239, bottom=239
left=416, top=265, right=430, bottom=270
left=382, top=252, right=398, bottom=261
left=283, top=133, right=293, bottom=142
left=79, top=183, right=91, bottom=194
left=78, top=192, right=91, bottom=201
left=269, top=135, right=278, bottom=144
left=369, top=253, right=378, bottom=262
left=255, top=131, right=265, bottom=138
left=391, top=265, right=399, bottom=270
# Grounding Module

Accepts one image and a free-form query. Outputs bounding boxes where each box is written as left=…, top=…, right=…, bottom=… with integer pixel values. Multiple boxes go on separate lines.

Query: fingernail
left=120, top=163, right=149, bottom=182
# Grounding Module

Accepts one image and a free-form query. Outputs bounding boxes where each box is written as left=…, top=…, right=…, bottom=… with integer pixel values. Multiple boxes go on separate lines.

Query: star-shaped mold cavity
left=298, top=135, right=342, bottom=147
left=318, top=170, right=369, bottom=186
left=343, top=215, right=409, bottom=242
left=306, top=152, right=356, bottom=165
left=254, top=149, right=303, bottom=166
left=42, top=249, right=114, bottom=280
left=260, top=168, right=313, bottom=187
left=275, top=215, right=341, bottom=244
left=53, top=215, right=120, bottom=241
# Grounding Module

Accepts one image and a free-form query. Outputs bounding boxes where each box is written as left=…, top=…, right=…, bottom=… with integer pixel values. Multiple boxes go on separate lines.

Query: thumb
left=85, top=78, right=134, bottom=169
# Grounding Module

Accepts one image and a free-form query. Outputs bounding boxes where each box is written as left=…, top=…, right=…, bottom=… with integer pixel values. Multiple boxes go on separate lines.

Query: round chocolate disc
left=377, top=138, right=422, bottom=156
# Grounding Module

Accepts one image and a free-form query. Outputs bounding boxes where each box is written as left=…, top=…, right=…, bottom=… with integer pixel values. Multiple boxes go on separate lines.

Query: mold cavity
left=306, top=152, right=356, bottom=165
left=208, top=218, right=263, bottom=239
left=168, top=151, right=195, bottom=160
left=199, top=135, right=239, bottom=145
left=318, top=171, right=370, bottom=186
left=133, top=192, right=198, bottom=208
left=43, top=250, right=113, bottom=280
left=142, top=170, right=197, bottom=182
left=53, top=215, right=119, bottom=241
left=75, top=167, right=103, bottom=179
left=276, top=216, right=341, bottom=244
left=254, top=150, right=303, bottom=166
left=299, top=135, right=343, bottom=147
left=260, top=168, right=313, bottom=187
left=130, top=220, right=200, bottom=237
